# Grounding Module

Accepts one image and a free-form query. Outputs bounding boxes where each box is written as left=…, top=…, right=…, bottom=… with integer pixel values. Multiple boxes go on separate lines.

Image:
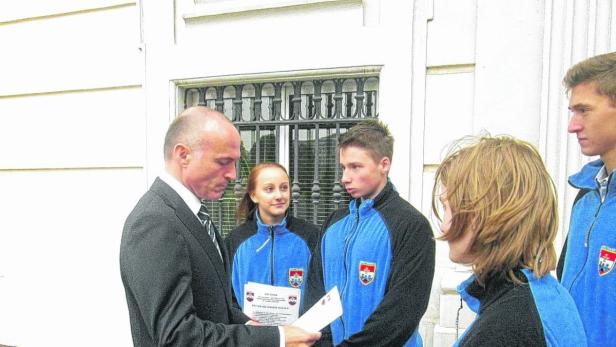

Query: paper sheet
left=292, top=286, right=342, bottom=332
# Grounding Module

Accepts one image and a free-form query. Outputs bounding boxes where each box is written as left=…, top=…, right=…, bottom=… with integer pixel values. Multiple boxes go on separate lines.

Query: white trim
left=173, top=65, right=382, bottom=88
left=183, top=0, right=360, bottom=20
left=0, top=1, right=135, bottom=24
left=407, top=0, right=431, bottom=207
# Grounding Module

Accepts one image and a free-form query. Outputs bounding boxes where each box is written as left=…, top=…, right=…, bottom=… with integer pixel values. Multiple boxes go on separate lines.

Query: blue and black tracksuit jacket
left=454, top=269, right=587, bottom=347
left=558, top=159, right=616, bottom=346
left=225, top=211, right=320, bottom=312
left=307, top=181, right=435, bottom=346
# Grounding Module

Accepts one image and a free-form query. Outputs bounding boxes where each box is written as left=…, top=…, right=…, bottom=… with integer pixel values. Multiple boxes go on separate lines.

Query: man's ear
left=174, top=143, right=191, bottom=167
left=380, top=156, right=391, bottom=174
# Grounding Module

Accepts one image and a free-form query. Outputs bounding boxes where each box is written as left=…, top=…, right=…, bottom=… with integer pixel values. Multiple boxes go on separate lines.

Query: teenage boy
left=308, top=120, right=435, bottom=346
left=558, top=52, right=616, bottom=346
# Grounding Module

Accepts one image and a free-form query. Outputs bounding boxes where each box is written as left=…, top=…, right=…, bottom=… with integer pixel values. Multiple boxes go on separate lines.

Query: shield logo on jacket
left=359, top=261, right=376, bottom=285
left=599, top=246, right=616, bottom=276
left=289, top=268, right=304, bottom=288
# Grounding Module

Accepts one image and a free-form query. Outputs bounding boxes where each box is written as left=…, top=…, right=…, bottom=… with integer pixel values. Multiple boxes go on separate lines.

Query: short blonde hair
left=431, top=135, right=558, bottom=285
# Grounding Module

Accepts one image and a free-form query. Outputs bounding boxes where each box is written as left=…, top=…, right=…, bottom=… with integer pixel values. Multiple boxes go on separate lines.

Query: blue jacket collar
left=349, top=196, right=375, bottom=218
left=457, top=274, right=481, bottom=313
left=457, top=270, right=532, bottom=314
left=569, top=159, right=610, bottom=190
left=348, top=179, right=396, bottom=218
left=255, top=210, right=288, bottom=235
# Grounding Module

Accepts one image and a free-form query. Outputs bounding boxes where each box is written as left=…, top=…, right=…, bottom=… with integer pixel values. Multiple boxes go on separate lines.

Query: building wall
left=418, top=0, right=616, bottom=345
left=0, top=1, right=144, bottom=345
left=0, top=0, right=613, bottom=346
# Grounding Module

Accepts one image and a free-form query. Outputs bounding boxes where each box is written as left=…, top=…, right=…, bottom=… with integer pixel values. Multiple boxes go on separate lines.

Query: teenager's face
left=250, top=167, right=290, bottom=225
left=340, top=146, right=389, bottom=200
left=440, top=191, right=475, bottom=264
left=568, top=82, right=616, bottom=169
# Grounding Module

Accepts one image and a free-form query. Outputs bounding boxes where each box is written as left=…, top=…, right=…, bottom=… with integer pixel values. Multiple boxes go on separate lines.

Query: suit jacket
left=120, top=178, right=279, bottom=346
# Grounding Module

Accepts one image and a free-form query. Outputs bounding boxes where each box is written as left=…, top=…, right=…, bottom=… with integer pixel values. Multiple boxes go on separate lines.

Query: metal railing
left=182, top=76, right=379, bottom=235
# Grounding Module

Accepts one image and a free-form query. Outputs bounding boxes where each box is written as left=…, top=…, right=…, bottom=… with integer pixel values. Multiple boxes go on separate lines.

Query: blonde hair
left=431, top=135, right=558, bottom=285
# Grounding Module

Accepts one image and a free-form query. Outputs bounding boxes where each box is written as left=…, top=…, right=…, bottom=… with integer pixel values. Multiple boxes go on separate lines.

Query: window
left=181, top=72, right=379, bottom=236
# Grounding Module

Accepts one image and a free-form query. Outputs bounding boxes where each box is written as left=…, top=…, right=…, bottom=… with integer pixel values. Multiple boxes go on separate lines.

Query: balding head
left=163, top=106, right=241, bottom=200
left=164, top=106, right=235, bottom=162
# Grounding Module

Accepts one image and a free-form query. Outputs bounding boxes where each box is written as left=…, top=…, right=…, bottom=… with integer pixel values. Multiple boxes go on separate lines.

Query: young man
left=120, top=106, right=320, bottom=347
left=557, top=52, right=616, bottom=346
left=307, top=120, right=435, bottom=346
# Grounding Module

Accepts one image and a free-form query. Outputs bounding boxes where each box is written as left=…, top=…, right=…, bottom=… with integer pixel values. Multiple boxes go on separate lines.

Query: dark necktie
left=197, top=202, right=222, bottom=259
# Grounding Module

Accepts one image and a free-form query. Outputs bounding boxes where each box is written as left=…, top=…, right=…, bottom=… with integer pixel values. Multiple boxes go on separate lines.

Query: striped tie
left=197, top=202, right=222, bottom=259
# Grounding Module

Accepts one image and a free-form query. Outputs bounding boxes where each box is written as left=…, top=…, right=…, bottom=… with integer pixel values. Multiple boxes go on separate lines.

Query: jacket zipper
left=584, top=175, right=612, bottom=247
left=340, top=208, right=360, bottom=338
left=270, top=225, right=275, bottom=285
left=567, top=189, right=604, bottom=291
left=583, top=205, right=602, bottom=248
left=455, top=298, right=463, bottom=340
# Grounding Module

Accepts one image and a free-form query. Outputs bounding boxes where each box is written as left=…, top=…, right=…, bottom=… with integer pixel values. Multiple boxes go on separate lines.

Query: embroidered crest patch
left=599, top=246, right=616, bottom=276
left=359, top=261, right=376, bottom=285
left=289, top=268, right=304, bottom=288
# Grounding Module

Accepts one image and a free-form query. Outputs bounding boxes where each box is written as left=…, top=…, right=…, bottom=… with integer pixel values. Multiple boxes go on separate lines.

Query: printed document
left=243, top=282, right=301, bottom=326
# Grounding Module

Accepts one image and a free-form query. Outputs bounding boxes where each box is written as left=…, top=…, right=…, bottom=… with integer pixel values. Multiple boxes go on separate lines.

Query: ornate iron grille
left=182, top=75, right=379, bottom=236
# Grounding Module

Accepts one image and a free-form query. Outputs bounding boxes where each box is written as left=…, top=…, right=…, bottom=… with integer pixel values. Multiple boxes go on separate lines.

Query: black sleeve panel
left=459, top=285, right=546, bottom=347
left=224, top=220, right=257, bottom=267
left=288, top=216, right=321, bottom=253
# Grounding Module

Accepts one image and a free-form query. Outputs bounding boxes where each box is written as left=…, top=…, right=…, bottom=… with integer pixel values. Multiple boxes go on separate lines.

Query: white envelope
left=292, top=286, right=342, bottom=333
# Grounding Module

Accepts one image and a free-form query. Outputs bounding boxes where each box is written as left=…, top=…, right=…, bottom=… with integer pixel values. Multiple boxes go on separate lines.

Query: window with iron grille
left=180, top=72, right=379, bottom=236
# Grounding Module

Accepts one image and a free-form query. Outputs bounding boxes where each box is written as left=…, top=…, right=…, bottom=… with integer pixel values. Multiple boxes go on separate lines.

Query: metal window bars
left=182, top=76, right=379, bottom=235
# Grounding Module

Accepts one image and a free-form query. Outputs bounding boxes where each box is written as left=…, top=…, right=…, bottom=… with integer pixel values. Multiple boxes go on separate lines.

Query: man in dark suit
left=120, top=106, right=320, bottom=346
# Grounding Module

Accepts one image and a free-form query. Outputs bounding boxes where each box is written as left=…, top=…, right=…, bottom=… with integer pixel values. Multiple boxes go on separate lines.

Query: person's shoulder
left=286, top=216, right=321, bottom=250
left=465, top=285, right=544, bottom=346
left=124, top=189, right=173, bottom=230
left=227, top=219, right=257, bottom=244
left=225, top=219, right=259, bottom=260
left=482, top=284, right=542, bottom=331
left=288, top=216, right=320, bottom=233
left=323, top=206, right=351, bottom=231
left=378, top=194, right=430, bottom=232
left=386, top=193, right=424, bottom=217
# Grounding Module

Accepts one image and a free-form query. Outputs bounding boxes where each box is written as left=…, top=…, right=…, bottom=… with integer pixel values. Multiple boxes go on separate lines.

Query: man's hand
left=283, top=326, right=321, bottom=347
left=245, top=320, right=261, bottom=326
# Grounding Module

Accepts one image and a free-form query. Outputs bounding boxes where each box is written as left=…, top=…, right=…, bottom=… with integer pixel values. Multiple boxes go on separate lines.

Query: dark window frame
left=181, top=74, right=379, bottom=235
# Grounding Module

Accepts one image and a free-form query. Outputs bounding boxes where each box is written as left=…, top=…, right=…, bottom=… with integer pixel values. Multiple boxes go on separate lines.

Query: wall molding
left=183, top=0, right=360, bottom=20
